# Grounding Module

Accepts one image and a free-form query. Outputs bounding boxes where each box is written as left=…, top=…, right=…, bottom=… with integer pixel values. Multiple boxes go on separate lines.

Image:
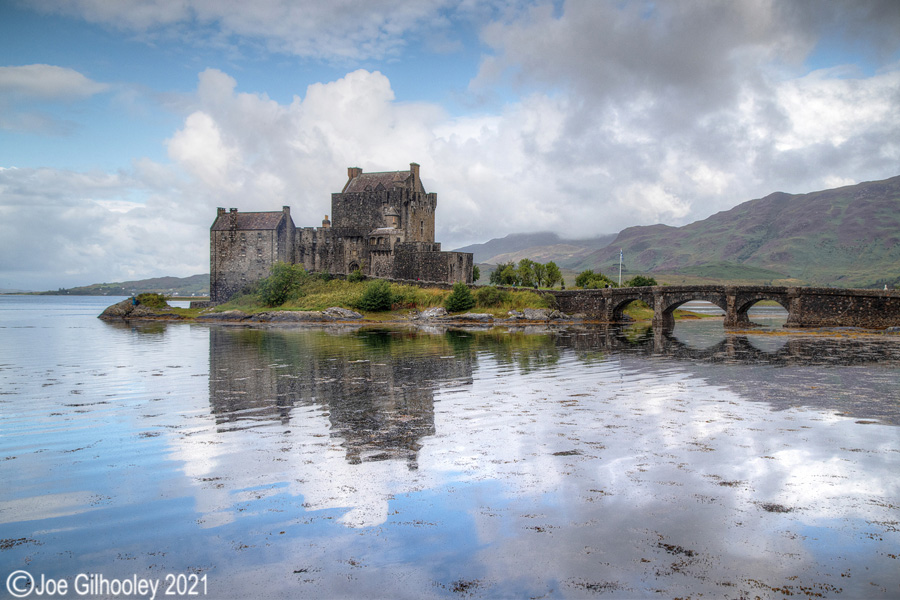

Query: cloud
left=0, top=64, right=108, bottom=99
left=0, top=64, right=109, bottom=135
left=27, top=0, right=459, bottom=61
left=4, top=49, right=900, bottom=290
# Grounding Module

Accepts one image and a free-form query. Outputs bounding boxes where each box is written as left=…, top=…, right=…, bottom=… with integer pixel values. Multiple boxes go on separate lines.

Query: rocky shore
left=98, top=298, right=582, bottom=326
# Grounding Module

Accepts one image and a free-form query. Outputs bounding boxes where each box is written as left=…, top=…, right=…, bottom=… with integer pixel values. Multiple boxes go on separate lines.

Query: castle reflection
left=208, top=327, right=475, bottom=467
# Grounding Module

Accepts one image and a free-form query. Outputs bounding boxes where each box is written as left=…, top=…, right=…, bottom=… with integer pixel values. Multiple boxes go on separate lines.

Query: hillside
left=39, top=274, right=210, bottom=296
left=454, top=232, right=615, bottom=264
left=563, top=175, right=900, bottom=288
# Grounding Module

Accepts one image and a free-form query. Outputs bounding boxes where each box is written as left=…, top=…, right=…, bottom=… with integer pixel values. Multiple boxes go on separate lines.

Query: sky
left=1, top=0, right=899, bottom=291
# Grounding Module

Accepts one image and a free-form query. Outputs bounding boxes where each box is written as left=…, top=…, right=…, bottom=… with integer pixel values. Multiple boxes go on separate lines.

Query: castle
left=209, top=163, right=474, bottom=303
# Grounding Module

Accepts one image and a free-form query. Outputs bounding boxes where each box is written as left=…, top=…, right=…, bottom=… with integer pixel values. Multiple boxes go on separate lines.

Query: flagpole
left=618, top=249, right=622, bottom=286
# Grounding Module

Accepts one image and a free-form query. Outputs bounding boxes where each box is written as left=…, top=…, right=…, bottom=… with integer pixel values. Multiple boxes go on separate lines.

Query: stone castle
left=210, top=163, right=474, bottom=302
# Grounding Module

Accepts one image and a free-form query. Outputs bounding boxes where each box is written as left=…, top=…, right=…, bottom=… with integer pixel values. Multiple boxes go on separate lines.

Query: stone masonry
left=550, top=285, right=900, bottom=330
left=210, top=163, right=474, bottom=303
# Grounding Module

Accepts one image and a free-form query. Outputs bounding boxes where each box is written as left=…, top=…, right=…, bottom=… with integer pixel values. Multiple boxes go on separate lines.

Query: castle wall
left=403, top=193, right=436, bottom=243
left=211, top=209, right=294, bottom=303
left=392, top=243, right=473, bottom=284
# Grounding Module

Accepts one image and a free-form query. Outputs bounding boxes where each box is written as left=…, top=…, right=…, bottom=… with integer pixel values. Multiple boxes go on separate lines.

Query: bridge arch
left=609, top=291, right=654, bottom=322
left=733, top=294, right=790, bottom=327
left=724, top=289, right=791, bottom=328
left=654, top=290, right=728, bottom=330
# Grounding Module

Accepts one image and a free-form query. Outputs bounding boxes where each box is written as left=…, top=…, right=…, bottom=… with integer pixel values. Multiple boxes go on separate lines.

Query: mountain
left=572, top=175, right=900, bottom=288
left=454, top=232, right=616, bottom=264
left=38, top=274, right=210, bottom=296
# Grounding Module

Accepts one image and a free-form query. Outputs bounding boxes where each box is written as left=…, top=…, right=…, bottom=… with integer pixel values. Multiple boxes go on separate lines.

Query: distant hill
left=454, top=232, right=616, bottom=264
left=39, top=274, right=210, bottom=296
left=572, top=175, right=900, bottom=288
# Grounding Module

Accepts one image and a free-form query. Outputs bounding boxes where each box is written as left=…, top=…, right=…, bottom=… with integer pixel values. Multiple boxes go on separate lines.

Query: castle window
left=420, top=221, right=424, bottom=236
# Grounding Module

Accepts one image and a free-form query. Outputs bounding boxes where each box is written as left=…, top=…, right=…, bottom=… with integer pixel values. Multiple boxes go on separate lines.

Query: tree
left=544, top=262, right=562, bottom=288
left=490, top=262, right=518, bottom=286
left=444, top=282, right=475, bottom=312
left=625, top=275, right=657, bottom=287
left=517, top=259, right=536, bottom=287
left=473, top=265, right=481, bottom=282
left=258, top=262, right=308, bottom=306
left=532, top=262, right=547, bottom=287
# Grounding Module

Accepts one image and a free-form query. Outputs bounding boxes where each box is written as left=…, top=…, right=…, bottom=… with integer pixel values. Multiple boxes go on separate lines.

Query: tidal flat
left=1, top=296, right=899, bottom=598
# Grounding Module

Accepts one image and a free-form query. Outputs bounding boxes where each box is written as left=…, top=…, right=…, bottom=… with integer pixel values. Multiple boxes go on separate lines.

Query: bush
left=474, top=286, right=510, bottom=308
left=444, top=282, right=476, bottom=312
left=625, top=275, right=658, bottom=287
left=347, top=269, right=365, bottom=283
left=575, top=269, right=617, bottom=289
left=355, top=279, right=393, bottom=312
left=135, top=293, right=168, bottom=309
left=257, top=262, right=308, bottom=307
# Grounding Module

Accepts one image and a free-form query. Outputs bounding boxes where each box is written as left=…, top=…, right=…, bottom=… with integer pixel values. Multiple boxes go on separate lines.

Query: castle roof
left=211, top=210, right=287, bottom=231
left=343, top=170, right=413, bottom=193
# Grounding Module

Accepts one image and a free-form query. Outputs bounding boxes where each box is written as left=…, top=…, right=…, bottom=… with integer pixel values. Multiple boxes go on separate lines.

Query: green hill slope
left=454, top=232, right=615, bottom=264
left=574, top=175, right=900, bottom=288
left=40, top=274, right=210, bottom=296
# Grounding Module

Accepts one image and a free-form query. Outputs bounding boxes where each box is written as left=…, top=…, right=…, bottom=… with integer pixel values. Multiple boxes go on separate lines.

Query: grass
left=211, top=278, right=551, bottom=319
left=163, top=276, right=712, bottom=323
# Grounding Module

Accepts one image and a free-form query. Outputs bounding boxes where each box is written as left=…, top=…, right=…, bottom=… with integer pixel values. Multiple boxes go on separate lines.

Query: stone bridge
left=549, top=285, right=900, bottom=330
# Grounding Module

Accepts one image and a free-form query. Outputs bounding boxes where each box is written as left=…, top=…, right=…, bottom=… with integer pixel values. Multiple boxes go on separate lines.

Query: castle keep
left=210, top=163, right=474, bottom=302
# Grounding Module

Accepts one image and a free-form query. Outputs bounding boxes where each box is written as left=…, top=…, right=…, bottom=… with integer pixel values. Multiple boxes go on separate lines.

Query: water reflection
left=206, top=323, right=900, bottom=450
left=208, top=328, right=474, bottom=468
left=3, top=298, right=899, bottom=599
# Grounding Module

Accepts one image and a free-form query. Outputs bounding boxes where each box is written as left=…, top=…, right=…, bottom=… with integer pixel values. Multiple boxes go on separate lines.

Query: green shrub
left=474, top=286, right=510, bottom=308
left=348, top=269, right=365, bottom=283
left=355, top=279, right=393, bottom=312
left=135, top=293, right=168, bottom=309
left=445, top=282, right=476, bottom=312
left=257, top=262, right=308, bottom=307
left=575, top=269, right=617, bottom=289
left=625, top=275, right=658, bottom=287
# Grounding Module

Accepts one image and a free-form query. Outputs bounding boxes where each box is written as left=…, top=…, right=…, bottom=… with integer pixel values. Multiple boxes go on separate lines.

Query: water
left=1, top=296, right=899, bottom=598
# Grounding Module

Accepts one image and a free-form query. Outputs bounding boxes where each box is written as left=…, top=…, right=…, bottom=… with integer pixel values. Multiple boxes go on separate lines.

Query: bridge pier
left=723, top=290, right=752, bottom=329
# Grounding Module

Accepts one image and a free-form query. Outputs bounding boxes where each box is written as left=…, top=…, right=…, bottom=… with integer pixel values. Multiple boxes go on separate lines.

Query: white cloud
left=0, top=64, right=109, bottom=99
left=4, top=50, right=900, bottom=290
left=29, top=0, right=458, bottom=61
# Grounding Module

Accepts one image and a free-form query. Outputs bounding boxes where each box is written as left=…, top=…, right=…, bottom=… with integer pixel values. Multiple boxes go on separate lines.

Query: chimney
left=282, top=206, right=291, bottom=218
left=348, top=167, right=362, bottom=179
left=322, top=215, right=331, bottom=228
left=229, top=208, right=238, bottom=230
left=410, top=162, right=420, bottom=188
left=217, top=207, right=226, bottom=217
